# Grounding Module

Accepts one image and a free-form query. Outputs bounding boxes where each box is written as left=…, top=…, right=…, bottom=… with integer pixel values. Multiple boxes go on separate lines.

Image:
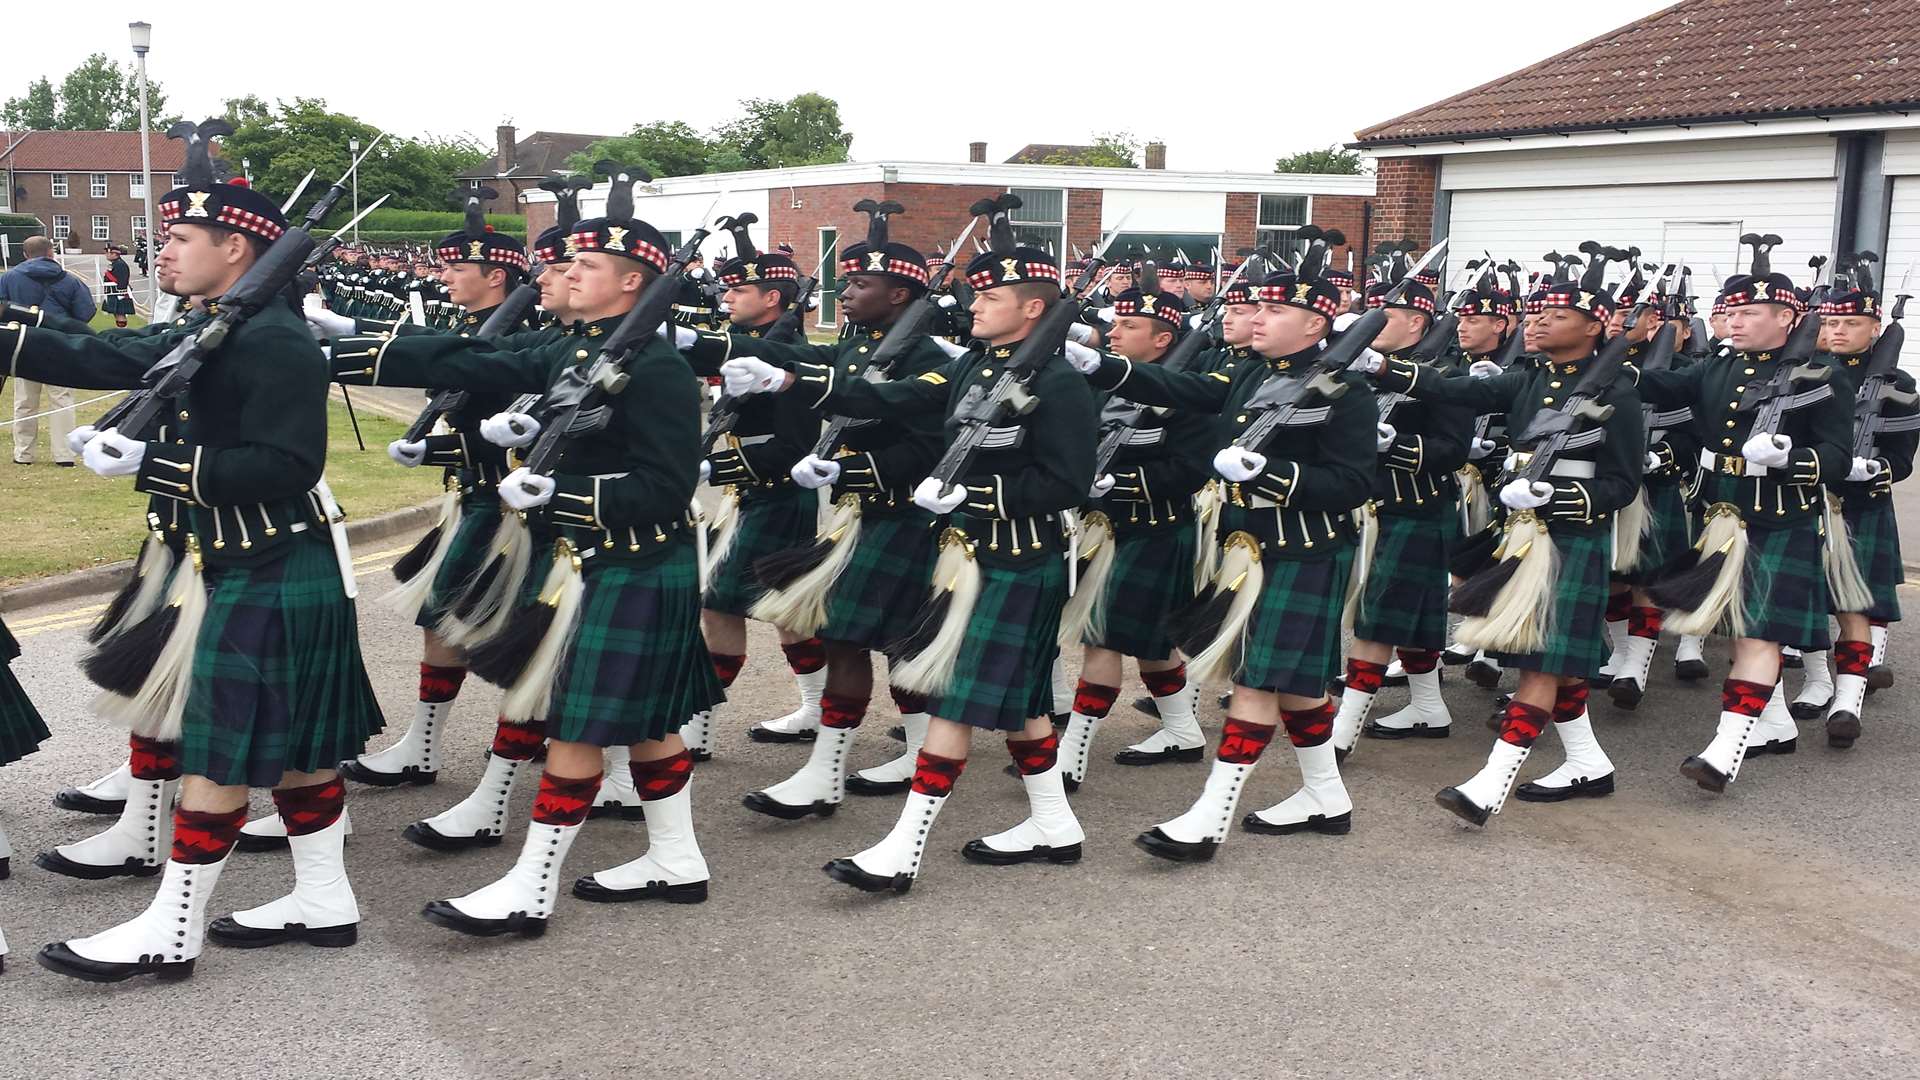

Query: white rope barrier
left=0, top=390, right=126, bottom=428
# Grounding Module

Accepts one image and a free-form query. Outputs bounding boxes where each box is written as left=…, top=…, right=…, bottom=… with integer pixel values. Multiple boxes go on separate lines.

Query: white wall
left=1099, top=189, right=1226, bottom=232
left=1439, top=134, right=1837, bottom=192
left=1876, top=175, right=1920, bottom=372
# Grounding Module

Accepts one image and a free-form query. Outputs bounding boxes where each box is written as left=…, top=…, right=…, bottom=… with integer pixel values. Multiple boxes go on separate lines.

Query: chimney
left=968, top=141, right=987, bottom=163
left=1144, top=142, right=1167, bottom=170
left=495, top=125, right=515, bottom=173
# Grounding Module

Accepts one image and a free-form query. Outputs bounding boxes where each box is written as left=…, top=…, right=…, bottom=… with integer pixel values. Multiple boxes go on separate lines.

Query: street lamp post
left=242, top=157, right=250, bottom=184
left=348, top=137, right=360, bottom=244
left=129, top=21, right=155, bottom=310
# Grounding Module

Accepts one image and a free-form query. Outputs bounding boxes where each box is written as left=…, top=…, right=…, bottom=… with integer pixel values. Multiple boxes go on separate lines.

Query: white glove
left=498, top=467, right=555, bottom=511
left=911, top=476, right=967, bottom=515
left=1091, top=473, right=1117, bottom=497
left=1095, top=305, right=1116, bottom=323
left=387, top=439, right=427, bottom=467
left=1645, top=451, right=1664, bottom=473
left=1469, top=359, right=1502, bottom=379
left=81, top=428, right=144, bottom=478
left=1848, top=456, right=1883, bottom=482
left=1187, top=313, right=1206, bottom=331
left=1213, top=446, right=1266, bottom=483
left=480, top=411, right=540, bottom=448
left=67, top=424, right=99, bottom=456
left=655, top=322, right=698, bottom=349
left=687, top=265, right=709, bottom=281
left=930, top=335, right=971, bottom=360
left=1469, top=436, right=1498, bottom=460
left=698, top=459, right=712, bottom=483
left=1066, top=321, right=1098, bottom=345
left=1741, top=433, right=1792, bottom=468
left=302, top=293, right=354, bottom=339
left=720, top=357, right=784, bottom=397
left=1499, top=478, right=1554, bottom=511
left=1375, top=422, right=1397, bottom=452
left=1351, top=349, right=1383, bottom=374
left=791, top=454, right=840, bottom=489
left=1332, top=311, right=1362, bottom=332
left=805, top=294, right=819, bottom=312
left=1063, top=340, right=1103, bottom=375
left=935, top=293, right=957, bottom=309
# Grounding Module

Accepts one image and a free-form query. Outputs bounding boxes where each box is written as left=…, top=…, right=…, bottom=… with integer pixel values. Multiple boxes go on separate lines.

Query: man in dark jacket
left=4, top=235, right=98, bottom=464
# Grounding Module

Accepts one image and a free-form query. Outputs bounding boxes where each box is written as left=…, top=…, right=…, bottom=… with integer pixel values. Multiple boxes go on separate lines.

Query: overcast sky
left=21, top=0, right=1673, bottom=171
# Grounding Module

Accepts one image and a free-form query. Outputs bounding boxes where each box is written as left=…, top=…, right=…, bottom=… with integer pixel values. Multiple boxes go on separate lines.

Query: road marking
left=12, top=602, right=109, bottom=628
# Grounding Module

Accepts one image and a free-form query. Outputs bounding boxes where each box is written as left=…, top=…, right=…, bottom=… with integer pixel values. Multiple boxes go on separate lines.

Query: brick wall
left=10, top=171, right=156, bottom=250
left=523, top=199, right=556, bottom=241
left=1065, top=188, right=1102, bottom=258
left=1369, top=156, right=1437, bottom=250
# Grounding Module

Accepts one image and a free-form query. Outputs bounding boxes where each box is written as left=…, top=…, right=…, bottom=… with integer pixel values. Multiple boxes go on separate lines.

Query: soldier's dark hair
left=1009, top=281, right=1059, bottom=311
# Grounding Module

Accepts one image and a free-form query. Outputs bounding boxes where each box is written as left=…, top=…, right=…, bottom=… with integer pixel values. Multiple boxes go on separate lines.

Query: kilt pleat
left=1088, top=525, right=1196, bottom=660
left=1236, top=546, right=1354, bottom=697
left=705, top=487, right=821, bottom=617
left=1353, top=511, right=1454, bottom=648
left=1737, top=523, right=1831, bottom=650
left=1842, top=499, right=1904, bottom=622
left=1622, top=480, right=1693, bottom=583
left=547, top=541, right=724, bottom=746
left=1490, top=528, right=1613, bottom=679
left=417, top=500, right=503, bottom=630
left=0, top=659, right=50, bottom=767
left=822, top=509, right=941, bottom=652
left=184, top=535, right=386, bottom=787
left=928, top=556, right=1067, bottom=731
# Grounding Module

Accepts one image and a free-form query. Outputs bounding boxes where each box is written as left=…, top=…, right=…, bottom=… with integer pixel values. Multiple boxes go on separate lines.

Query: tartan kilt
left=0, top=622, right=50, bottom=764
left=1490, top=528, right=1613, bottom=679
left=1620, top=480, right=1693, bottom=584
left=1236, top=546, right=1354, bottom=697
left=103, top=291, right=136, bottom=316
left=1088, top=524, right=1195, bottom=660
left=823, top=507, right=940, bottom=653
left=546, top=540, right=725, bottom=746
left=929, top=555, right=1067, bottom=731
left=705, top=486, right=820, bottom=617
left=416, top=497, right=503, bottom=630
left=1353, top=509, right=1454, bottom=649
left=183, top=535, right=386, bottom=787
left=1738, top=522, right=1831, bottom=650
left=1841, top=499, right=1904, bottom=622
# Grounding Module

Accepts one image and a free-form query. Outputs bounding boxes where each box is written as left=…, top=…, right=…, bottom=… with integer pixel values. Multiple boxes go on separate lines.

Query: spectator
left=2, top=235, right=97, bottom=465
left=103, top=242, right=135, bottom=328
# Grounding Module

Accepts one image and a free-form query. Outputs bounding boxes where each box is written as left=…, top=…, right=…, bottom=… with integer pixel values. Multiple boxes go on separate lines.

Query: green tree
left=3, top=77, right=57, bottom=130
left=1041, top=132, right=1140, bottom=168
left=711, top=92, right=851, bottom=170
left=52, top=53, right=166, bottom=130
left=222, top=94, right=271, bottom=128
left=565, top=120, right=712, bottom=179
left=1275, top=144, right=1364, bottom=175
left=217, top=98, right=486, bottom=217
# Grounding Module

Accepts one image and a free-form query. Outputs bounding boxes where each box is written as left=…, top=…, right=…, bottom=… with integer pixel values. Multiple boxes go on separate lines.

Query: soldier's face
left=725, top=283, right=783, bottom=326
left=564, top=252, right=644, bottom=320
left=1248, top=301, right=1326, bottom=357
left=1219, top=302, right=1257, bottom=346
left=1374, top=307, right=1428, bottom=353
left=1825, top=314, right=1879, bottom=355
left=156, top=223, right=246, bottom=297
left=1186, top=279, right=1214, bottom=303
left=1725, top=303, right=1795, bottom=351
left=1708, top=313, right=1729, bottom=339
left=839, top=274, right=904, bottom=325
left=536, top=262, right=572, bottom=317
left=1532, top=307, right=1600, bottom=353
left=441, top=262, right=498, bottom=308
left=1106, top=315, right=1173, bottom=361
left=1456, top=314, right=1503, bottom=354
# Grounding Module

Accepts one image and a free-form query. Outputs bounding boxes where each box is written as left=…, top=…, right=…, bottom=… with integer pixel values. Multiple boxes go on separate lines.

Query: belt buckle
left=1718, top=455, right=1746, bottom=477
left=1510, top=450, right=1534, bottom=470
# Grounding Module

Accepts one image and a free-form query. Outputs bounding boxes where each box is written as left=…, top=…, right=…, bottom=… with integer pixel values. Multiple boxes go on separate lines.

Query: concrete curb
left=1, top=500, right=439, bottom=614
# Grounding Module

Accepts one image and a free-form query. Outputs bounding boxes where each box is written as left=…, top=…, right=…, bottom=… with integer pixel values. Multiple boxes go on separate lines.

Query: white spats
left=1329, top=684, right=1378, bottom=757
left=1829, top=665, right=1869, bottom=749
left=38, top=776, right=176, bottom=878
left=743, top=726, right=855, bottom=819
left=1056, top=711, right=1103, bottom=784
left=592, top=746, right=640, bottom=817
left=679, top=710, right=714, bottom=759
left=43, top=854, right=230, bottom=980
left=216, top=816, right=358, bottom=946
left=1598, top=619, right=1629, bottom=680
left=824, top=790, right=948, bottom=893
left=1151, top=758, right=1256, bottom=847
left=1515, top=709, right=1616, bottom=801
left=962, top=764, right=1085, bottom=864
left=1791, top=650, right=1834, bottom=717
left=1124, top=682, right=1205, bottom=758
left=751, top=666, right=827, bottom=741
left=426, top=820, right=584, bottom=934
left=1367, top=669, right=1453, bottom=738
left=575, top=785, right=710, bottom=903
left=407, top=754, right=526, bottom=850
left=1682, top=700, right=1765, bottom=792
left=345, top=698, right=444, bottom=782
left=849, top=712, right=928, bottom=794
left=1244, top=742, right=1352, bottom=835
left=1437, top=740, right=1531, bottom=825
left=1744, top=682, right=1798, bottom=755
left=1609, top=634, right=1657, bottom=708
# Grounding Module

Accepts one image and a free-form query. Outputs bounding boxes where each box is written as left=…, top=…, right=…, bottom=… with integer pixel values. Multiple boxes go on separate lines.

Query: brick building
left=456, top=125, right=613, bottom=218
left=522, top=143, right=1374, bottom=329
left=0, top=129, right=193, bottom=253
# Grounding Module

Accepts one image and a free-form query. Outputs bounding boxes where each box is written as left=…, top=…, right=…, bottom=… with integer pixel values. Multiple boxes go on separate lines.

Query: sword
left=280, top=169, right=316, bottom=216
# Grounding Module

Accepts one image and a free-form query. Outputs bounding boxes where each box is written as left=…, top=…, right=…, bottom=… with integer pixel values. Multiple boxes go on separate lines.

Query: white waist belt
left=1503, top=452, right=1595, bottom=479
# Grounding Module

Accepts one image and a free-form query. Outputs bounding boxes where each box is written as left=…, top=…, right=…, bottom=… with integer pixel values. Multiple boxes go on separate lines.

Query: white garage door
left=1444, top=179, right=1837, bottom=295
left=1877, top=175, right=1920, bottom=372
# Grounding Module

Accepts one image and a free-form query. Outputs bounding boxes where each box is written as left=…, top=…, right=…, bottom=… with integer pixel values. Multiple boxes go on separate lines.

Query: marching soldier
left=1, top=615, right=52, bottom=883
left=1446, top=279, right=1522, bottom=685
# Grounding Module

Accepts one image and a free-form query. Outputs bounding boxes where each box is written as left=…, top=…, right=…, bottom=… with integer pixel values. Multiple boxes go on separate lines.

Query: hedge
left=348, top=209, right=525, bottom=232
left=314, top=228, right=528, bottom=246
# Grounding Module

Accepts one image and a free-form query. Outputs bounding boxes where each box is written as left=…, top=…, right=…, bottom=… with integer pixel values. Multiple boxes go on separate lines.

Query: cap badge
left=606, top=226, right=628, bottom=251
left=468, top=240, right=484, bottom=260
left=185, top=192, right=211, bottom=218
left=866, top=251, right=888, bottom=272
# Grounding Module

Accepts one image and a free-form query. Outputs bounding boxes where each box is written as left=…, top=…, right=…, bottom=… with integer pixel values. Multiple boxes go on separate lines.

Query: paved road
left=1, top=538, right=1916, bottom=1079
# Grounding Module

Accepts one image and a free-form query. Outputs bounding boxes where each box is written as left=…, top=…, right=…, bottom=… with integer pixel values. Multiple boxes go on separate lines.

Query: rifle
left=518, top=202, right=723, bottom=488
left=1375, top=259, right=1486, bottom=421
left=1231, top=238, right=1448, bottom=455
left=763, top=246, right=832, bottom=345
left=1734, top=301, right=1832, bottom=445
left=400, top=282, right=543, bottom=441
left=1851, top=280, right=1920, bottom=462
left=805, top=215, right=980, bottom=463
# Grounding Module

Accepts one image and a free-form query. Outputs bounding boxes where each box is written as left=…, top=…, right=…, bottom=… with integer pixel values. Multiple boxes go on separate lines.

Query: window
left=50, top=173, right=68, bottom=198
left=90, top=173, right=108, bottom=198
left=52, top=214, right=71, bottom=240
left=171, top=172, right=187, bottom=187
left=129, top=175, right=146, bottom=198
left=130, top=214, right=147, bottom=239
left=1106, top=233, right=1222, bottom=267
left=1008, top=188, right=1065, bottom=265
left=817, top=227, right=838, bottom=326
left=91, top=214, right=110, bottom=241
left=1255, top=194, right=1312, bottom=259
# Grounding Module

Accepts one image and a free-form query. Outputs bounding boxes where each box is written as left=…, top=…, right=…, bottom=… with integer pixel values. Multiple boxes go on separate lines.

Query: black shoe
left=1465, top=660, right=1503, bottom=689
left=1380, top=668, right=1409, bottom=688
left=1241, top=810, right=1351, bottom=835
left=207, top=917, right=358, bottom=949
left=33, top=850, right=162, bottom=880
left=1133, top=827, right=1218, bottom=862
left=1217, top=691, right=1232, bottom=708
left=1826, top=711, right=1861, bottom=749
left=402, top=821, right=505, bottom=852
left=1674, top=657, right=1710, bottom=681
left=1744, top=735, right=1797, bottom=757
left=1788, top=695, right=1832, bottom=721
left=1362, top=721, right=1451, bottom=740
left=689, top=748, right=713, bottom=763
left=1112, top=744, right=1205, bottom=766
left=36, top=942, right=195, bottom=983
left=420, top=900, right=547, bottom=938
left=844, top=774, right=911, bottom=796
left=1782, top=651, right=1804, bottom=669
left=740, top=790, right=838, bottom=821
left=746, top=725, right=817, bottom=744
left=1608, top=677, right=1645, bottom=710
left=586, top=800, right=648, bottom=821
left=822, top=858, right=914, bottom=894
left=886, top=725, right=906, bottom=743
left=55, top=460, right=76, bottom=468
left=960, top=838, right=1083, bottom=865
left=1051, top=712, right=1070, bottom=731
left=1678, top=755, right=1731, bottom=793
left=51, top=788, right=126, bottom=815
left=338, top=759, right=438, bottom=787
left=1132, top=696, right=1160, bottom=718
left=1866, top=665, right=1895, bottom=690
left=573, top=875, right=708, bottom=904
left=234, top=831, right=289, bottom=853
left=1514, top=772, right=1615, bottom=802
left=1442, top=646, right=1476, bottom=667
left=1434, top=786, right=1492, bottom=826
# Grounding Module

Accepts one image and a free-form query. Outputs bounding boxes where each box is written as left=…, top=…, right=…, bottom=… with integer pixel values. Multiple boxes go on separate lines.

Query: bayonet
left=279, top=169, right=316, bottom=216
